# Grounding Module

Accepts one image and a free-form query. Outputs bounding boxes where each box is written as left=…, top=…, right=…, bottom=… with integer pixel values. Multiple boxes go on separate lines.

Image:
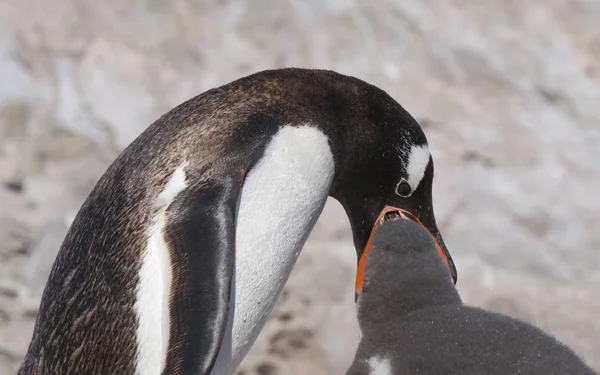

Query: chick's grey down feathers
left=347, top=219, right=594, bottom=375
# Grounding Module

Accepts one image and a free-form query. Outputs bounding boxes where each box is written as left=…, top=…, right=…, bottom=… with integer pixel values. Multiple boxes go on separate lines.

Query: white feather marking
left=135, top=162, right=189, bottom=375
left=405, top=144, right=430, bottom=191
left=367, top=356, right=393, bottom=375
left=210, top=126, right=335, bottom=374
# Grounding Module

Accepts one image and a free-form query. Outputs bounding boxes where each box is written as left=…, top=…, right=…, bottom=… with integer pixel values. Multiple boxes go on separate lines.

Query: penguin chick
left=347, top=218, right=595, bottom=375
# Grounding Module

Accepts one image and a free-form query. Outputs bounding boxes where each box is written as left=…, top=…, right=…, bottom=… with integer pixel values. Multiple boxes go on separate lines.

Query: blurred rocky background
left=0, top=0, right=599, bottom=373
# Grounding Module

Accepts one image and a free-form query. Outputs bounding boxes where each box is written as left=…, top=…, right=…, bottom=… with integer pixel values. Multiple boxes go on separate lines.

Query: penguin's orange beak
left=354, top=205, right=454, bottom=295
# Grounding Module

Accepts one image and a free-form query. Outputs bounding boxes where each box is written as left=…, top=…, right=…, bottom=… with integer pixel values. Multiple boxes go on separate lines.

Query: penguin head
left=366, top=215, right=449, bottom=277
left=324, top=90, right=456, bottom=295
left=355, top=216, right=461, bottom=325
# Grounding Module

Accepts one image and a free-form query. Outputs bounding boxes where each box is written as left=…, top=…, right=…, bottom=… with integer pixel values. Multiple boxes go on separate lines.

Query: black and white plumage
left=18, top=68, right=456, bottom=375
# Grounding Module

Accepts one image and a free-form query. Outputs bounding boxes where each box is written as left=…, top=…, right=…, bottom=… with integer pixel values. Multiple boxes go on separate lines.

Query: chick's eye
left=395, top=179, right=412, bottom=197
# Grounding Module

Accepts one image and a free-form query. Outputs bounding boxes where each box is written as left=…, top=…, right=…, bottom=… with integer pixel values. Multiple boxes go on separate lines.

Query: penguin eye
left=395, top=179, right=412, bottom=198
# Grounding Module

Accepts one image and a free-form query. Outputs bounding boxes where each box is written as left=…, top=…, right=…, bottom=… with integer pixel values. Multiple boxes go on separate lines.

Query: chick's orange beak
left=354, top=205, right=454, bottom=295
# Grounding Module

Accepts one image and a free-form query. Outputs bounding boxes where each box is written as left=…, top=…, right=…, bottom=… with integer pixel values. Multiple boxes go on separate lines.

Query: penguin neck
left=210, top=125, right=336, bottom=374
left=357, top=252, right=462, bottom=331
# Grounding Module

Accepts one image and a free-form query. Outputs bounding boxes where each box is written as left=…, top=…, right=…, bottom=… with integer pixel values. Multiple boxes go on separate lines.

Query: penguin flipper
left=162, top=177, right=239, bottom=374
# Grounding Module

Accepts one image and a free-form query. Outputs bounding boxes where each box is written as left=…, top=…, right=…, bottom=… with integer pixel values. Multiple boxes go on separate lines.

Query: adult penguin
left=18, top=68, right=456, bottom=375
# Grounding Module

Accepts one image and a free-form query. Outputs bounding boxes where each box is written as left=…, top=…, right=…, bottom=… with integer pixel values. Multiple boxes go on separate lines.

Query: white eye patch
left=403, top=144, right=430, bottom=194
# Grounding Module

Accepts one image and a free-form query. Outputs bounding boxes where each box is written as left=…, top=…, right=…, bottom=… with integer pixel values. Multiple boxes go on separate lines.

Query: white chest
left=210, top=125, right=335, bottom=374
